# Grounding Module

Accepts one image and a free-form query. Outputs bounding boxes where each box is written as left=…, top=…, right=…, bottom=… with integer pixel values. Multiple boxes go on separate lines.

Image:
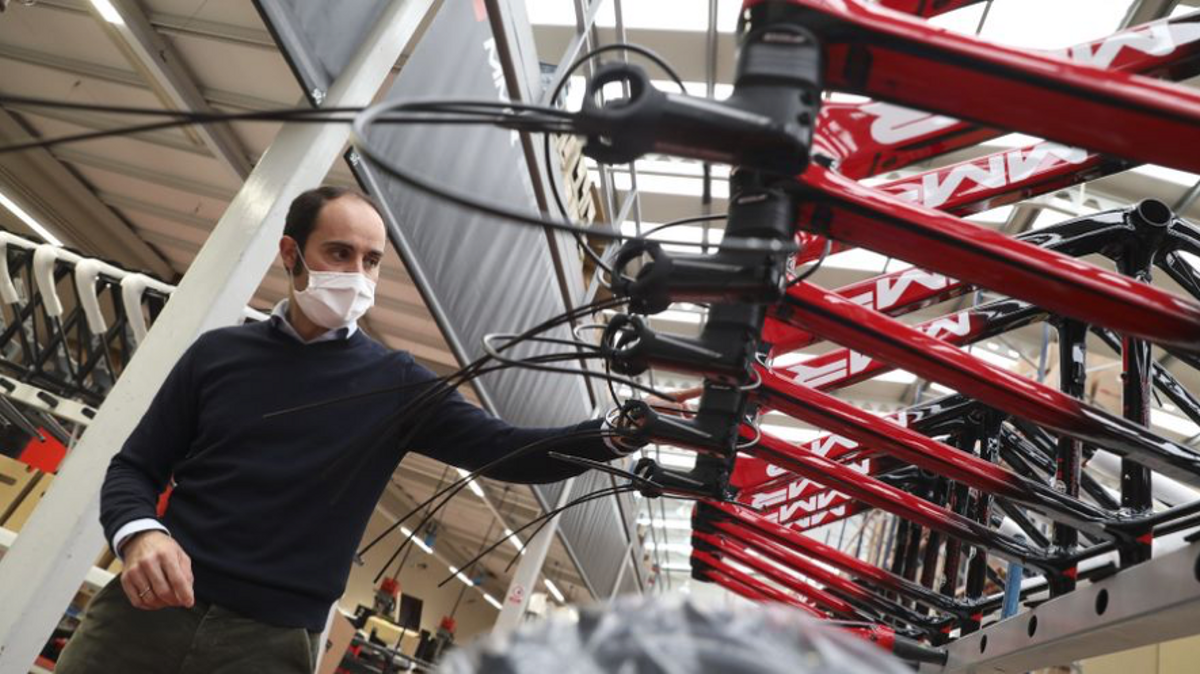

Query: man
left=56, top=186, right=632, bottom=673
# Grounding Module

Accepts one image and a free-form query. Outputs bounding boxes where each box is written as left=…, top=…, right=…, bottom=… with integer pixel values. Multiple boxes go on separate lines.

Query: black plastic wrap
left=438, top=598, right=910, bottom=674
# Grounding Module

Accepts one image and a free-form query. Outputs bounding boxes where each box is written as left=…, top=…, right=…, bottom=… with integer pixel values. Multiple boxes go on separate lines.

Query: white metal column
left=0, top=2, right=439, bottom=669
left=493, top=478, right=575, bottom=635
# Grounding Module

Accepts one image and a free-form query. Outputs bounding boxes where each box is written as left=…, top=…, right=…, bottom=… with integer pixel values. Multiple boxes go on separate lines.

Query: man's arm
left=397, top=356, right=633, bottom=483
left=100, top=336, right=205, bottom=610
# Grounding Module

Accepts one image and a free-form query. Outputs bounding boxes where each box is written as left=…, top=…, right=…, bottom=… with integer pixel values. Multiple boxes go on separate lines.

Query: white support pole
left=0, top=2, right=439, bottom=669
left=606, top=540, right=637, bottom=603
left=493, top=478, right=575, bottom=636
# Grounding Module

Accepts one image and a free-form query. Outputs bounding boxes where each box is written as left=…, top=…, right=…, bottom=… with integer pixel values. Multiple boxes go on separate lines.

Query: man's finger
left=161, top=553, right=195, bottom=607
left=177, top=549, right=194, bottom=585
left=142, top=592, right=166, bottom=610
left=121, top=570, right=150, bottom=610
left=142, top=557, right=178, bottom=607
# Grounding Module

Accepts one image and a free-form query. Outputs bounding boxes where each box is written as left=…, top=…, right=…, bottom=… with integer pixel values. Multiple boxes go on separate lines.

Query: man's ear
left=279, top=236, right=299, bottom=275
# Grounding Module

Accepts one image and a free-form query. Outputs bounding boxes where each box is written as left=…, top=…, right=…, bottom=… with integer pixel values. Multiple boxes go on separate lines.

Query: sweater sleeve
left=99, top=336, right=204, bottom=550
left=398, top=355, right=621, bottom=484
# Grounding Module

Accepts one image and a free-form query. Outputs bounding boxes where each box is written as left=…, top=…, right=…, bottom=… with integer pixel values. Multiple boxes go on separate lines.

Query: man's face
left=283, top=196, right=387, bottom=290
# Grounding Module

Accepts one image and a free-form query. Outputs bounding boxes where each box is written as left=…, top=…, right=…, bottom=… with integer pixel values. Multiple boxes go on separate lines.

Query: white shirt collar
left=269, top=299, right=358, bottom=344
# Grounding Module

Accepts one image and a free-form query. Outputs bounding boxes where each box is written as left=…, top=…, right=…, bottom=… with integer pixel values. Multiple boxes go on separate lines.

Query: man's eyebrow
left=320, top=240, right=382, bottom=257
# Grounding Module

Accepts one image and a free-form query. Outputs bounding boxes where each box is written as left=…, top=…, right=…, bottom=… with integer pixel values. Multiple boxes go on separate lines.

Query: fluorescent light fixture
left=447, top=565, right=474, bottom=587
left=927, top=0, right=1127, bottom=50
left=504, top=528, right=525, bottom=554
left=543, top=578, right=565, bottom=603
left=1179, top=251, right=1200, bottom=274
left=591, top=169, right=730, bottom=199
left=824, top=249, right=911, bottom=273
left=876, top=370, right=918, bottom=385
left=1130, top=164, right=1200, bottom=187
left=644, top=541, right=692, bottom=554
left=0, top=191, right=63, bottom=246
left=89, top=0, right=125, bottom=24
left=928, top=382, right=956, bottom=395
left=980, top=133, right=1043, bottom=149
left=650, top=450, right=696, bottom=469
left=528, top=0, right=742, bottom=33
left=968, top=348, right=1018, bottom=371
left=456, top=468, right=486, bottom=497
left=635, top=518, right=693, bottom=530
left=653, top=309, right=705, bottom=325
left=398, top=525, right=432, bottom=554
left=483, top=593, right=503, bottom=610
left=1152, top=409, right=1200, bottom=438
left=759, top=424, right=821, bottom=443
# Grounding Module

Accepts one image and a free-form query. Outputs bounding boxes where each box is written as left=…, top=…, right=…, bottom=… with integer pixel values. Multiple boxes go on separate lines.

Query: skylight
left=928, top=0, right=1128, bottom=50
left=525, top=0, right=743, bottom=33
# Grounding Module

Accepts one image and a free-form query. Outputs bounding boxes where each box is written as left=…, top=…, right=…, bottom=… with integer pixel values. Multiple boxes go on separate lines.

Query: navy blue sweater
left=100, top=320, right=616, bottom=631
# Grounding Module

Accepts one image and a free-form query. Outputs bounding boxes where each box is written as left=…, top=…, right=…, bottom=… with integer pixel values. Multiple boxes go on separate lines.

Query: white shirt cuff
left=112, top=519, right=170, bottom=560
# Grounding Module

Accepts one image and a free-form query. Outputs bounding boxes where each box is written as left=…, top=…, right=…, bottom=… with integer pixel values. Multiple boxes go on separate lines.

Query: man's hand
left=643, top=391, right=693, bottom=417
left=120, top=530, right=195, bottom=610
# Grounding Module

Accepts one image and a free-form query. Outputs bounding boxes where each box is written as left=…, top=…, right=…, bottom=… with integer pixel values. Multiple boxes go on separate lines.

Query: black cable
left=5, top=93, right=796, bottom=256
left=481, top=331, right=677, bottom=400
left=0, top=96, right=570, bottom=154
left=594, top=213, right=731, bottom=291
left=359, top=430, right=607, bottom=565
left=545, top=451, right=664, bottom=492
left=436, top=484, right=640, bottom=588
left=541, top=43, right=689, bottom=276
left=351, top=89, right=797, bottom=258
left=268, top=296, right=626, bottom=419
left=368, top=429, right=623, bottom=583
left=331, top=350, right=609, bottom=506
left=496, top=485, right=640, bottom=576
left=785, top=237, right=833, bottom=287
left=342, top=296, right=629, bottom=453
left=641, top=213, right=728, bottom=239
left=500, top=486, right=714, bottom=576
left=360, top=428, right=620, bottom=559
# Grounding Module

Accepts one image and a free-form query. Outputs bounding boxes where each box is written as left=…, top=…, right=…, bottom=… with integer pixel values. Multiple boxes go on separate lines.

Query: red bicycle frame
left=567, top=0, right=1200, bottom=648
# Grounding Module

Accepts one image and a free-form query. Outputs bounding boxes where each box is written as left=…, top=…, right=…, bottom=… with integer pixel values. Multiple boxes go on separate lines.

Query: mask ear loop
left=282, top=235, right=311, bottom=283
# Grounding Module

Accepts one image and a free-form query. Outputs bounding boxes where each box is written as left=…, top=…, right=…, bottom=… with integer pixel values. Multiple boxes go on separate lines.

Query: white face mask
left=288, top=250, right=377, bottom=330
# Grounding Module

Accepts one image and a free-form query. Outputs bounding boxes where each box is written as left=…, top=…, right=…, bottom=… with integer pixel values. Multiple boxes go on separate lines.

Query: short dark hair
left=283, top=186, right=382, bottom=273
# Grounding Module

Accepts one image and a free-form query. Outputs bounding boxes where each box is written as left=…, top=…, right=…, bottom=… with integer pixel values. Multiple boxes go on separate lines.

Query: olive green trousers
left=55, top=577, right=321, bottom=674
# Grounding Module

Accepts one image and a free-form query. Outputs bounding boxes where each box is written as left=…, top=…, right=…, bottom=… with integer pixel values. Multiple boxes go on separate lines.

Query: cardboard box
left=2, top=472, right=52, bottom=533
left=0, top=455, right=39, bottom=526
left=317, top=613, right=357, bottom=674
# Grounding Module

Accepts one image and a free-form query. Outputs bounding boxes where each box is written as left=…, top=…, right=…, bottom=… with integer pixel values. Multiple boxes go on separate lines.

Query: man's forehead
left=311, top=197, right=386, bottom=243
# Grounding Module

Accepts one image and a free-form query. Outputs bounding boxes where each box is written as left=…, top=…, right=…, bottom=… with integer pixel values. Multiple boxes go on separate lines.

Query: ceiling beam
left=0, top=42, right=282, bottom=111
left=52, top=147, right=237, bottom=201
left=6, top=103, right=210, bottom=156
left=82, top=0, right=254, bottom=179
left=35, top=0, right=276, bottom=50
left=0, top=108, right=175, bottom=278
